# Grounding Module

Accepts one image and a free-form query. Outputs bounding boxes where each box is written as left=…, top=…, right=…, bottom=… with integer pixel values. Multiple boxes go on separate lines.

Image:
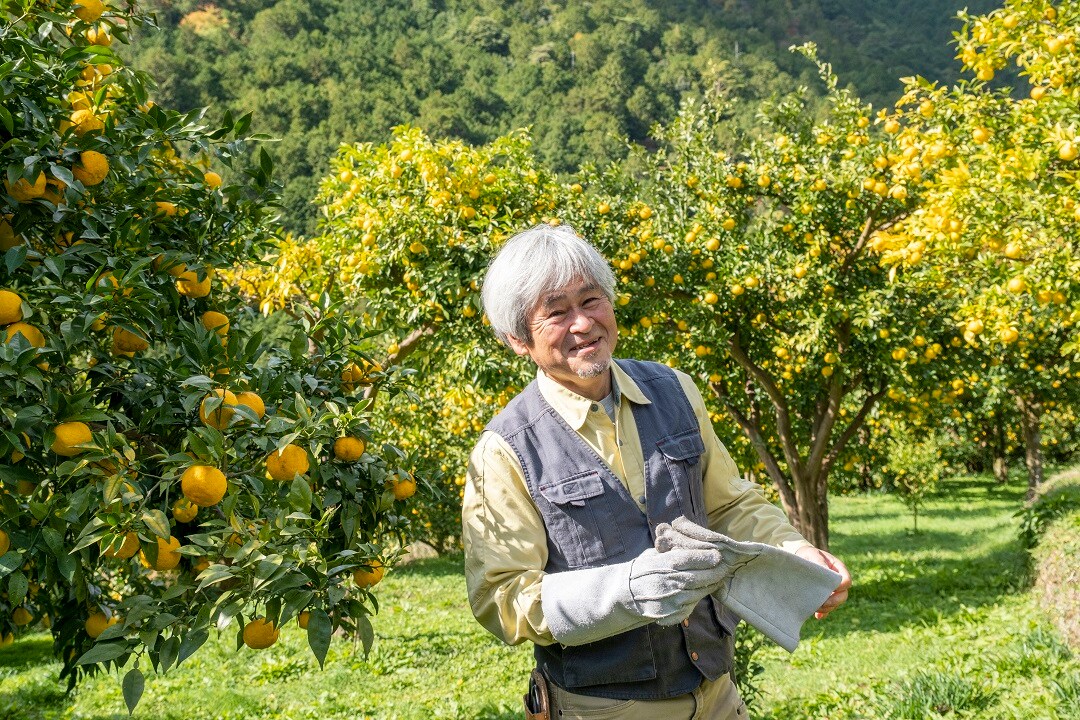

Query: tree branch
left=709, top=376, right=798, bottom=517
left=362, top=323, right=436, bottom=407
left=726, top=330, right=805, bottom=480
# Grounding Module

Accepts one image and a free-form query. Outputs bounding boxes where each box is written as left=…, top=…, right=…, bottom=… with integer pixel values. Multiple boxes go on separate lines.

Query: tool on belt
left=523, top=668, right=551, bottom=720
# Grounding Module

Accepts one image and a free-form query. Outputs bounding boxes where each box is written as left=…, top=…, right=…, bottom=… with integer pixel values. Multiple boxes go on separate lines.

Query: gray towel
left=655, top=516, right=842, bottom=652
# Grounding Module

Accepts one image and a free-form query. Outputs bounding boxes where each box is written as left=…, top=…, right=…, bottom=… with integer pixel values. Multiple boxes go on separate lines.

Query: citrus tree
left=553, top=51, right=964, bottom=550
left=1, top=1, right=418, bottom=709
left=231, top=126, right=561, bottom=547
left=872, top=0, right=1080, bottom=498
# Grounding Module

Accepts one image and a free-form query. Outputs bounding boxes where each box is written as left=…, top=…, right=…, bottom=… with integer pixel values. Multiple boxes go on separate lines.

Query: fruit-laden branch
left=726, top=330, right=803, bottom=478
left=839, top=199, right=908, bottom=274
left=362, top=323, right=436, bottom=406
left=709, top=375, right=799, bottom=518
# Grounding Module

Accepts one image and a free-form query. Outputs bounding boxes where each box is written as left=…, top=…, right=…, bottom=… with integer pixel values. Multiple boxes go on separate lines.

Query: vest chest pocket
left=539, top=470, right=626, bottom=567
left=657, top=431, right=707, bottom=523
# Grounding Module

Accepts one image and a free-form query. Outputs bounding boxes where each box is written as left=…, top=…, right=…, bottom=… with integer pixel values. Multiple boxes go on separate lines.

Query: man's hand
left=795, top=546, right=851, bottom=619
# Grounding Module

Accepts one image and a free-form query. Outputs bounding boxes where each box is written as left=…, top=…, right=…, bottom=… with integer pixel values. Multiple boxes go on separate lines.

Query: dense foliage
left=127, top=0, right=995, bottom=233
left=0, top=1, right=423, bottom=709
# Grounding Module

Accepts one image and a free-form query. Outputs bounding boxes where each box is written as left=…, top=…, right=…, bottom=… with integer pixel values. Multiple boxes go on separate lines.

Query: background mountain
left=130, top=0, right=999, bottom=232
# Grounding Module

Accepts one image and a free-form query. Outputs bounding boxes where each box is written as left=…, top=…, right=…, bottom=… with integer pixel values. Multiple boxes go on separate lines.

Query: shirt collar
left=536, top=360, right=651, bottom=430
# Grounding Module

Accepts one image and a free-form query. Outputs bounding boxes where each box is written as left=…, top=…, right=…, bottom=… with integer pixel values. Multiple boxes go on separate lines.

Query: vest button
left=690, top=651, right=699, bottom=661
left=637, top=495, right=646, bottom=505
left=681, top=619, right=689, bottom=628
left=590, top=403, right=599, bottom=412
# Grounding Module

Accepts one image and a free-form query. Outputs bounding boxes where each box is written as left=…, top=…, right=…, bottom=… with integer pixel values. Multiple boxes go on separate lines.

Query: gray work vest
left=486, top=359, right=736, bottom=699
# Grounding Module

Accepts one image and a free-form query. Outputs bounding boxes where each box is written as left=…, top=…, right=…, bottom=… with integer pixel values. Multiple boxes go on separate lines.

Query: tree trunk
left=1015, top=394, right=1043, bottom=500
left=792, top=467, right=830, bottom=550
left=991, top=415, right=1008, bottom=484
left=857, top=426, right=874, bottom=491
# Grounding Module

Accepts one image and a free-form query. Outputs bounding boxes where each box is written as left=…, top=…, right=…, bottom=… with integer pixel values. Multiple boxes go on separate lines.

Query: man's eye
left=583, top=297, right=600, bottom=307
left=548, top=310, right=566, bottom=318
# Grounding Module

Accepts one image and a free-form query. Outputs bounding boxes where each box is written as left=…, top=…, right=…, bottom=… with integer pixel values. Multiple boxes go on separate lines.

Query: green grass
left=1, top=470, right=1077, bottom=719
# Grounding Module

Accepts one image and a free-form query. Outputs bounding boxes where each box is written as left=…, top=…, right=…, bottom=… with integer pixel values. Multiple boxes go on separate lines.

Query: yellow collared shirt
left=462, top=361, right=810, bottom=646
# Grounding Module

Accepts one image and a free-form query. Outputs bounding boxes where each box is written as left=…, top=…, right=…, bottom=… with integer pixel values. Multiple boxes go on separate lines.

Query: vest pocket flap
left=539, top=471, right=605, bottom=507
left=658, top=432, right=705, bottom=463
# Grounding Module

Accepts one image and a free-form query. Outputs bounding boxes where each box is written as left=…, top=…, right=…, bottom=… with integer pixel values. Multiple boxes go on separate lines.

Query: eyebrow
left=540, top=283, right=600, bottom=309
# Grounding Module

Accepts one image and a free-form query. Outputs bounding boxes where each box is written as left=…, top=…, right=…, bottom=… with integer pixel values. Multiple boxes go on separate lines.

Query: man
left=463, top=224, right=851, bottom=719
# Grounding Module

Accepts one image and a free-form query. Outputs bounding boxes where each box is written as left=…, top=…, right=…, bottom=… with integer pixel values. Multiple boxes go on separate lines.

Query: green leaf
left=7, top=570, right=28, bottom=607
left=78, top=641, right=129, bottom=665
left=141, top=509, right=170, bottom=539
left=356, top=612, right=374, bottom=658
left=288, top=476, right=313, bottom=512
left=158, top=635, right=180, bottom=673
left=306, top=609, right=332, bottom=669
left=41, top=527, right=64, bottom=556
left=177, top=629, right=209, bottom=666
left=123, top=667, right=144, bottom=715
left=196, top=564, right=235, bottom=592
left=0, top=551, right=21, bottom=577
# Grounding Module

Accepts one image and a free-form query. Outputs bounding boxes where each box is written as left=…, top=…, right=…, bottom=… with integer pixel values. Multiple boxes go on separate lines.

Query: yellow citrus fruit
left=1006, top=276, right=1027, bottom=294
left=74, top=0, right=105, bottom=23
left=235, top=391, right=265, bottom=420
left=84, top=611, right=116, bottom=639
left=70, top=108, right=104, bottom=135
left=243, top=618, right=279, bottom=649
left=191, top=556, right=210, bottom=573
left=0, top=632, right=12, bottom=647
left=5, top=172, right=47, bottom=202
left=176, top=268, right=213, bottom=298
left=111, top=326, right=149, bottom=353
left=204, top=171, right=222, bottom=189
left=0, top=528, right=9, bottom=555
left=181, top=465, right=227, bottom=506
left=353, top=560, right=385, bottom=588
left=140, top=536, right=182, bottom=571
left=1, top=219, right=21, bottom=250
left=341, top=359, right=381, bottom=392
left=199, top=388, right=237, bottom=429
left=297, top=611, right=311, bottom=629
left=51, top=421, right=93, bottom=456
left=333, top=437, right=366, bottom=462
left=266, top=444, right=309, bottom=481
left=85, top=26, right=112, bottom=46
left=16, top=480, right=35, bottom=495
left=154, top=201, right=177, bottom=217
left=12, top=607, right=33, bottom=626
left=200, top=311, right=230, bottom=336
left=172, top=498, right=199, bottom=523
left=390, top=475, right=417, bottom=500
left=153, top=254, right=187, bottom=277
left=102, top=531, right=140, bottom=559
left=72, top=150, right=109, bottom=186
left=0, top=289, right=24, bottom=325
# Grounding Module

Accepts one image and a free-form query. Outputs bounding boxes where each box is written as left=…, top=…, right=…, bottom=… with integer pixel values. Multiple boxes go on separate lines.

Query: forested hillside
left=130, top=0, right=997, bottom=230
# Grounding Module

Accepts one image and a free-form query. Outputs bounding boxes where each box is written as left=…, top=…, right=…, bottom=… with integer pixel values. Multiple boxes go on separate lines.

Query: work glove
left=541, top=546, right=730, bottom=646
left=655, top=516, right=842, bottom=652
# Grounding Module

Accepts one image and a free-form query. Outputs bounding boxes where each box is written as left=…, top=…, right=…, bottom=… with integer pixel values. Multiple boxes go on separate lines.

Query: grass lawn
left=1, top=469, right=1077, bottom=719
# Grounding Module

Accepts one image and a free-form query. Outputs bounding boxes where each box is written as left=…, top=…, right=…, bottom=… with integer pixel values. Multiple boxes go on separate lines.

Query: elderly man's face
left=507, top=278, right=618, bottom=399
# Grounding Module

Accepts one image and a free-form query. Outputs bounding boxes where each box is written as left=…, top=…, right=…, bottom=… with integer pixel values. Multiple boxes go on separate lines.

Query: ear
left=506, top=334, right=532, bottom=358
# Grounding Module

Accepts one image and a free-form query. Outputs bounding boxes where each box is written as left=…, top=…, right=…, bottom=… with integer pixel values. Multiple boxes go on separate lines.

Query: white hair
left=482, top=224, right=615, bottom=345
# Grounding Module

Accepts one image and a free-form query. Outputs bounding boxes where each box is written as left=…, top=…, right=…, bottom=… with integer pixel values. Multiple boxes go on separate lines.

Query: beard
left=575, top=356, right=611, bottom=379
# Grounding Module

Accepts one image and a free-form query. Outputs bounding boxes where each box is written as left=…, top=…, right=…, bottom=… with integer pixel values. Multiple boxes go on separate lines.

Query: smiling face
left=506, top=278, right=618, bottom=400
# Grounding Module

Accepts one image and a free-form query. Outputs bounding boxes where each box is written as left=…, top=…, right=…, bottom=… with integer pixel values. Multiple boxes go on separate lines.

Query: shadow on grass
left=392, top=553, right=465, bottom=579
left=0, top=636, right=54, bottom=670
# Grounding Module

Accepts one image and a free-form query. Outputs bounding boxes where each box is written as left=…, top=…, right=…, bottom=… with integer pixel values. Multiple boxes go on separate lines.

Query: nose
left=568, top=307, right=594, bottom=334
